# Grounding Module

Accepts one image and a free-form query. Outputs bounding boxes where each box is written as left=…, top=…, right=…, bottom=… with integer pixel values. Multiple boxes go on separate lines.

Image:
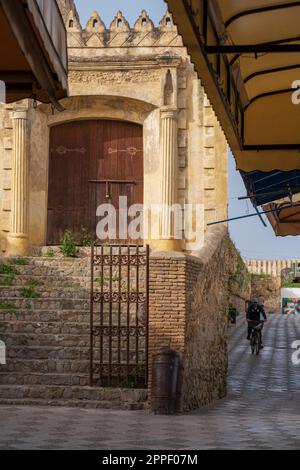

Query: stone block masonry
left=251, top=275, right=281, bottom=314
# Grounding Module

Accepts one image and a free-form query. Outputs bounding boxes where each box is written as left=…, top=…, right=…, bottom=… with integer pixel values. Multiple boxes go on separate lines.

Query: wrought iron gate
left=90, top=245, right=149, bottom=388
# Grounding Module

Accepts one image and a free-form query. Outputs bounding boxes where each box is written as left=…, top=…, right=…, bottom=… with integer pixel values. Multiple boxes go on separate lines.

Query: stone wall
left=244, top=258, right=300, bottom=277
left=244, top=258, right=289, bottom=314
left=228, top=245, right=252, bottom=314
left=251, top=275, right=281, bottom=314
left=149, top=226, right=241, bottom=411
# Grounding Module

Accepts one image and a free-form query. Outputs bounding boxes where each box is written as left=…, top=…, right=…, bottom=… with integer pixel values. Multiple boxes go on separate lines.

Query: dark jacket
left=246, top=304, right=266, bottom=322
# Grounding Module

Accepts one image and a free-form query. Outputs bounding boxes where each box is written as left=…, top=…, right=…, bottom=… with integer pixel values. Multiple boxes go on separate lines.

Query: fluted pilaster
left=156, top=106, right=180, bottom=251
left=7, top=110, right=29, bottom=255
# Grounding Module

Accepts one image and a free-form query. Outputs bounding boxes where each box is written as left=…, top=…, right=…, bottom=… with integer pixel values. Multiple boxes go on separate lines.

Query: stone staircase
left=0, top=255, right=148, bottom=409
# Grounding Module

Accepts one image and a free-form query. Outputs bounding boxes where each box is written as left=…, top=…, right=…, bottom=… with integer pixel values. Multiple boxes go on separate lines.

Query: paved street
left=0, top=314, right=299, bottom=450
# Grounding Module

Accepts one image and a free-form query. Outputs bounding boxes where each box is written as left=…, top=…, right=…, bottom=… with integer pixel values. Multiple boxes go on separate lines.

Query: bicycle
left=249, top=321, right=264, bottom=355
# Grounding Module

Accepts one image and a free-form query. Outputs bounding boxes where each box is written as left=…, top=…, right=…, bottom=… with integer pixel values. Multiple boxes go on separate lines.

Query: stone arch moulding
left=40, top=95, right=157, bottom=128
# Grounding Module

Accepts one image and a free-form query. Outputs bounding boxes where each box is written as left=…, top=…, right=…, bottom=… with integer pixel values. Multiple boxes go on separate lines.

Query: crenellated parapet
left=64, top=10, right=183, bottom=48
left=244, top=258, right=300, bottom=277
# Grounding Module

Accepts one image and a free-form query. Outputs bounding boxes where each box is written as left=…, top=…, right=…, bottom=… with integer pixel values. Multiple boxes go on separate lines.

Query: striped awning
left=166, top=1, right=300, bottom=172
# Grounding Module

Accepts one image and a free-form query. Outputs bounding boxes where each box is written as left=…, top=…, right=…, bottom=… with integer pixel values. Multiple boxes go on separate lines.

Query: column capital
left=160, top=106, right=178, bottom=120
left=12, top=110, right=28, bottom=121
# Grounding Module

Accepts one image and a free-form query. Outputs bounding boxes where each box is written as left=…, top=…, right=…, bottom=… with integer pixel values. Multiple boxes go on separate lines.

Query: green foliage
left=10, top=257, right=29, bottom=266
left=19, top=287, right=40, bottom=299
left=25, top=301, right=32, bottom=310
left=60, top=230, right=77, bottom=258
left=282, top=274, right=300, bottom=288
left=44, top=248, right=55, bottom=258
left=229, top=254, right=251, bottom=291
left=94, top=275, right=109, bottom=286
left=0, top=264, right=18, bottom=275
left=0, top=302, right=15, bottom=310
left=252, top=273, right=271, bottom=280
left=0, top=275, right=14, bottom=286
left=80, top=226, right=93, bottom=247
left=112, top=273, right=120, bottom=283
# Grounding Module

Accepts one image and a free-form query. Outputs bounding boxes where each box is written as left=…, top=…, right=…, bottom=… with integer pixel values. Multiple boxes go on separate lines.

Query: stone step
left=0, top=328, right=142, bottom=345
left=0, top=262, right=91, bottom=278
left=0, top=310, right=122, bottom=323
left=0, top=297, right=89, bottom=310
left=4, top=256, right=91, bottom=266
left=1, top=358, right=90, bottom=374
left=0, top=398, right=146, bottom=410
left=0, top=385, right=148, bottom=410
left=2, top=358, right=145, bottom=374
left=6, top=346, right=91, bottom=360
left=2, top=334, right=143, bottom=357
left=0, top=310, right=90, bottom=322
left=0, top=274, right=87, bottom=288
left=0, top=371, right=89, bottom=386
left=0, top=287, right=90, bottom=299
left=35, top=247, right=92, bottom=258
left=0, top=321, right=90, bottom=335
left=5, top=345, right=135, bottom=361
left=0, top=320, right=140, bottom=333
left=2, top=332, right=90, bottom=348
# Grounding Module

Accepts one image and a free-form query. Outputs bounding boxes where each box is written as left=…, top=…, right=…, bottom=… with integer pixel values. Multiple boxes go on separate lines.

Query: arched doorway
left=47, top=120, right=143, bottom=244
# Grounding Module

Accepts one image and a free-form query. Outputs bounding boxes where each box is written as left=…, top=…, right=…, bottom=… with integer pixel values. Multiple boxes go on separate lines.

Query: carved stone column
left=155, top=106, right=181, bottom=251
left=7, top=110, right=29, bottom=256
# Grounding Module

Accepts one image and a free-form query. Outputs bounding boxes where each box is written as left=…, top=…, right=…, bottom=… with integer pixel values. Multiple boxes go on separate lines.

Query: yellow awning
left=166, top=0, right=300, bottom=172
left=264, top=201, right=300, bottom=236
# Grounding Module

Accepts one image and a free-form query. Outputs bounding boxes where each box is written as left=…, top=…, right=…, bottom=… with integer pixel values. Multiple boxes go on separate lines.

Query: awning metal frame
left=181, top=0, right=244, bottom=147
left=224, top=1, right=300, bottom=28
left=177, top=0, right=300, bottom=152
left=207, top=202, right=300, bottom=227
left=206, top=44, right=300, bottom=53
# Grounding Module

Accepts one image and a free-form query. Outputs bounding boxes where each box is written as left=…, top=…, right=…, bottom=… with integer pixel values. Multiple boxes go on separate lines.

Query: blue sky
left=75, top=0, right=300, bottom=260
left=75, top=0, right=167, bottom=26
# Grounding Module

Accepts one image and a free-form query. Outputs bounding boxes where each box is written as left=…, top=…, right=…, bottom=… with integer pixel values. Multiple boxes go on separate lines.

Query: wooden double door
left=47, top=120, right=143, bottom=245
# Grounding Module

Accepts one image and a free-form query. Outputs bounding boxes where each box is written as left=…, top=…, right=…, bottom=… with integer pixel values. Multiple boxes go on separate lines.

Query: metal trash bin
left=151, top=349, right=180, bottom=415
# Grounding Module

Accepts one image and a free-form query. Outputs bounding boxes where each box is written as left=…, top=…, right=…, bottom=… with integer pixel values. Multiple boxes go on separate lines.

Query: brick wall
left=148, top=253, right=186, bottom=395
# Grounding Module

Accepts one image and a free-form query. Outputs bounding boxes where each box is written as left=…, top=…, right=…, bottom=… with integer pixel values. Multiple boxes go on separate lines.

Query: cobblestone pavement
left=0, top=314, right=299, bottom=450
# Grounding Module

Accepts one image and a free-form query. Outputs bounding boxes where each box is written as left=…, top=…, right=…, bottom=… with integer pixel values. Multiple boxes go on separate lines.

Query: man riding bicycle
left=246, top=298, right=267, bottom=347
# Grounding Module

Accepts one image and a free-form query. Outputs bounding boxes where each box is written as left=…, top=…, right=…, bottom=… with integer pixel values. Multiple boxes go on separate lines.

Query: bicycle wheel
left=250, top=335, right=255, bottom=355
left=255, top=333, right=260, bottom=355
